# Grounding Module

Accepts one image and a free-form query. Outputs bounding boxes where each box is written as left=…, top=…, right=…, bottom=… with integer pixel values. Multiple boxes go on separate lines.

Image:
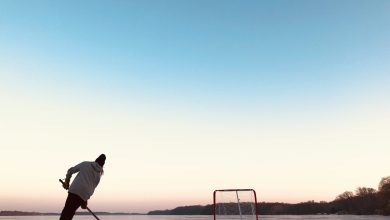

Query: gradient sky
left=1, top=0, right=389, bottom=213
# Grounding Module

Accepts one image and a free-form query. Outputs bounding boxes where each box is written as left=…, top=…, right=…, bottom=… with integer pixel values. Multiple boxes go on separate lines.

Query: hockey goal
left=213, top=189, right=258, bottom=220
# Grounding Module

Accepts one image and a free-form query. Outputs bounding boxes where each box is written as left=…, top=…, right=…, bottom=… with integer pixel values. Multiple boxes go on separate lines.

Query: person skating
left=59, top=154, right=106, bottom=220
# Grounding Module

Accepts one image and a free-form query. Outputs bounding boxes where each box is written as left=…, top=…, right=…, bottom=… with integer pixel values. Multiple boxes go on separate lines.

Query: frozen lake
left=1, top=215, right=389, bottom=220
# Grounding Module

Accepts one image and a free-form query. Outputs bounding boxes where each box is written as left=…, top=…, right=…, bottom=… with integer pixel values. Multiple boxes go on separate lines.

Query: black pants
left=60, top=193, right=85, bottom=220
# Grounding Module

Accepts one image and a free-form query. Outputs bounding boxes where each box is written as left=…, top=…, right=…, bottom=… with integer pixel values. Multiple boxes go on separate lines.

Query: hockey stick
left=59, top=179, right=101, bottom=220
left=85, top=207, right=101, bottom=220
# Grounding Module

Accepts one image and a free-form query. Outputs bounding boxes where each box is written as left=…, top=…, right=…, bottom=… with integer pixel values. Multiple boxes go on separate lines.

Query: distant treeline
left=0, top=211, right=57, bottom=216
left=0, top=211, right=141, bottom=216
left=148, top=176, right=390, bottom=216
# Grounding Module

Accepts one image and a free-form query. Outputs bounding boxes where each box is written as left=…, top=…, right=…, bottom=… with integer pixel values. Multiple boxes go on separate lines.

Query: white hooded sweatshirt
left=66, top=161, right=103, bottom=201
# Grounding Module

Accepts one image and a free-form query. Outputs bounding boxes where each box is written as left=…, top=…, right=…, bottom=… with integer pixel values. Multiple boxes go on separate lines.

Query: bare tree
left=378, top=176, right=390, bottom=215
left=378, top=176, right=390, bottom=192
left=355, top=187, right=377, bottom=196
left=336, top=191, right=354, bottom=200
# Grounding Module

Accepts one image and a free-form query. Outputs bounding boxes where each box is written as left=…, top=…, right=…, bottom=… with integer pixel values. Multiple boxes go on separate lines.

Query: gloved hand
left=81, top=200, right=88, bottom=209
left=61, top=179, right=70, bottom=190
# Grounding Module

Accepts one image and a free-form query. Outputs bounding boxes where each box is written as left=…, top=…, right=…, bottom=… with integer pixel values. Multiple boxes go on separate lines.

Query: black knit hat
left=95, top=154, right=106, bottom=167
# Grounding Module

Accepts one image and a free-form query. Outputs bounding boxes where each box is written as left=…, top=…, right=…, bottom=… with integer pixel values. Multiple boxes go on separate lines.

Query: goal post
left=213, top=189, right=259, bottom=220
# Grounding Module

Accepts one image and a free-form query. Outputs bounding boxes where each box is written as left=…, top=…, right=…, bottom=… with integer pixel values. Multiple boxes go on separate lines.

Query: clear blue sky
left=0, top=0, right=389, bottom=213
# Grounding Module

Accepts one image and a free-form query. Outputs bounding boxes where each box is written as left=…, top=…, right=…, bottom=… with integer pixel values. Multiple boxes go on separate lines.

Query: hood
left=91, top=161, right=103, bottom=173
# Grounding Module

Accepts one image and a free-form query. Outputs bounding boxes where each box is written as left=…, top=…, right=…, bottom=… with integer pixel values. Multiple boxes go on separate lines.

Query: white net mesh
left=214, top=189, right=258, bottom=220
